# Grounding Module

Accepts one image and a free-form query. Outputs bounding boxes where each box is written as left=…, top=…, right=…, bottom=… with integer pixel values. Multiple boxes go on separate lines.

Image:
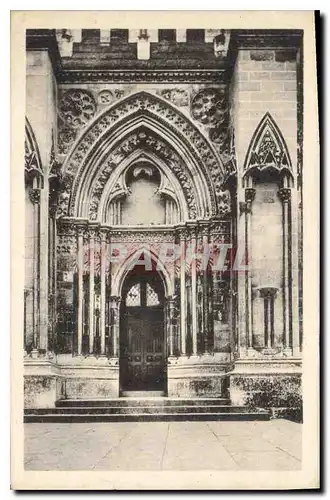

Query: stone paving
left=24, top=419, right=302, bottom=471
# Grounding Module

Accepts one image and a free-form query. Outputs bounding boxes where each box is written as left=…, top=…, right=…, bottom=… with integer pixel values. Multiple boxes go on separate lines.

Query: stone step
left=24, top=411, right=270, bottom=423
left=55, top=398, right=230, bottom=408
left=26, top=405, right=248, bottom=415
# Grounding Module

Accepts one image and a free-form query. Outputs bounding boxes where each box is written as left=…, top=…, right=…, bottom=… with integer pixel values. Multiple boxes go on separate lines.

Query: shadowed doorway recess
left=120, top=267, right=166, bottom=395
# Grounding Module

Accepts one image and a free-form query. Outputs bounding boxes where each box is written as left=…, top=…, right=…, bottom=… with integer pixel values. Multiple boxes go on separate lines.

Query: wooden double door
left=120, top=272, right=166, bottom=393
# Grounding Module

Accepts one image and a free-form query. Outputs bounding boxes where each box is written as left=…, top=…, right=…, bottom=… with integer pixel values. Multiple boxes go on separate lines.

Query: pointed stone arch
left=243, top=112, right=293, bottom=180
left=111, top=245, right=174, bottom=298
left=58, top=91, right=226, bottom=220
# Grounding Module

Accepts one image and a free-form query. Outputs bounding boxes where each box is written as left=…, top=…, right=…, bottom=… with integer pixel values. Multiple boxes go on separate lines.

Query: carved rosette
left=58, top=89, right=97, bottom=155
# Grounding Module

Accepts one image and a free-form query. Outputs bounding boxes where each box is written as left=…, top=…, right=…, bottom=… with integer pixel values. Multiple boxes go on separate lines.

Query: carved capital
left=75, top=222, right=88, bottom=237
left=240, top=188, right=256, bottom=215
left=110, top=295, right=121, bottom=307
left=176, top=227, right=187, bottom=241
left=29, top=188, right=41, bottom=205
left=198, top=221, right=210, bottom=238
left=87, top=223, right=100, bottom=239
left=245, top=188, right=256, bottom=204
left=258, top=286, right=278, bottom=299
left=278, top=188, right=291, bottom=204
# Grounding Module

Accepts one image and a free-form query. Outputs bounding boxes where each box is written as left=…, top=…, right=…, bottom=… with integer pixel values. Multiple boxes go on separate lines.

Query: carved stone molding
left=244, top=112, right=292, bottom=177
left=58, top=70, right=226, bottom=84
left=110, top=229, right=175, bottom=244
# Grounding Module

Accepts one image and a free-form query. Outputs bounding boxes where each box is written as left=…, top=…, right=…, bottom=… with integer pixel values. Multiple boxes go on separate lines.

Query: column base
left=30, top=348, right=39, bottom=359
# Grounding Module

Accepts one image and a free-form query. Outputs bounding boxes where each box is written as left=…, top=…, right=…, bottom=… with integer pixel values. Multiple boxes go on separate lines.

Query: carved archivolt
left=88, top=129, right=197, bottom=221
left=60, top=91, right=225, bottom=219
left=244, top=113, right=293, bottom=178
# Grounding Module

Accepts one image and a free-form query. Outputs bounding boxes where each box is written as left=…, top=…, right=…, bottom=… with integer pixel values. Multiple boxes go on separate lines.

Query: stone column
left=259, top=287, right=278, bottom=352
left=167, top=296, right=175, bottom=357
left=76, top=224, right=85, bottom=356
left=278, top=187, right=292, bottom=355
left=244, top=187, right=256, bottom=352
left=110, top=296, right=121, bottom=358
left=88, top=228, right=95, bottom=354
left=29, top=187, right=41, bottom=354
left=179, top=229, right=187, bottom=355
left=38, top=181, right=49, bottom=353
left=189, top=224, right=198, bottom=355
left=100, top=229, right=107, bottom=355
left=200, top=222, right=210, bottom=353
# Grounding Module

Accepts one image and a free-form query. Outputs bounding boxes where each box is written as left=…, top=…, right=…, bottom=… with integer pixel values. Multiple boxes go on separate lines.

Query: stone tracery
left=244, top=112, right=293, bottom=177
